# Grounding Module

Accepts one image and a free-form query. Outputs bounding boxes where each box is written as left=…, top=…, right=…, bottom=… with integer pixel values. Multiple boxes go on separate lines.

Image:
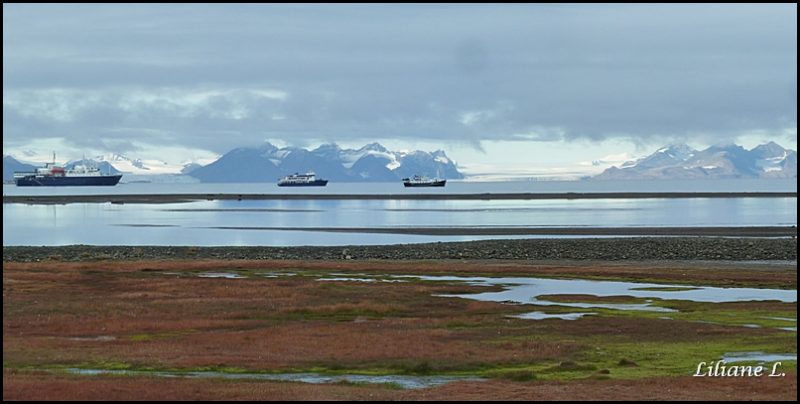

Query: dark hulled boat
left=402, top=175, right=446, bottom=187
left=14, top=158, right=122, bottom=187
left=277, top=172, right=328, bottom=187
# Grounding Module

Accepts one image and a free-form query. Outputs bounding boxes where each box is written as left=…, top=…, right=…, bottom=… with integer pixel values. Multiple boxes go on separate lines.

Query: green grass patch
left=574, top=337, right=797, bottom=379
left=523, top=297, right=797, bottom=331
left=486, top=369, right=537, bottom=381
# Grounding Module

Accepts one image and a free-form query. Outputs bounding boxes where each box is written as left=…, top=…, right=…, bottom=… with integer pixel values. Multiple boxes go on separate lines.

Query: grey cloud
left=3, top=4, right=796, bottom=154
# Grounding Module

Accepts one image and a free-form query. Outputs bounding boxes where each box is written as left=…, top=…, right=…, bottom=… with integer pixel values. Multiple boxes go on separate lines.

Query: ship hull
left=15, top=175, right=123, bottom=187
left=277, top=180, right=328, bottom=187
left=403, top=180, right=446, bottom=187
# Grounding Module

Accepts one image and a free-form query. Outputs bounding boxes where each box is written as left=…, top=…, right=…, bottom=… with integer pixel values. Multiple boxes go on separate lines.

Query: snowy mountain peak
left=656, top=144, right=696, bottom=160
left=751, top=141, right=786, bottom=158
left=359, top=142, right=388, bottom=153
left=595, top=142, right=796, bottom=180
left=431, top=150, right=452, bottom=164
left=706, top=143, right=745, bottom=154
left=256, top=142, right=279, bottom=154
left=313, top=143, right=342, bottom=152
left=84, top=153, right=187, bottom=175
left=189, top=143, right=464, bottom=182
left=93, top=153, right=125, bottom=163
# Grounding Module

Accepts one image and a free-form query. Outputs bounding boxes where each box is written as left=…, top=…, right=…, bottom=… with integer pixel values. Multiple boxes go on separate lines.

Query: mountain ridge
left=594, top=142, right=797, bottom=180
left=188, top=142, right=464, bottom=183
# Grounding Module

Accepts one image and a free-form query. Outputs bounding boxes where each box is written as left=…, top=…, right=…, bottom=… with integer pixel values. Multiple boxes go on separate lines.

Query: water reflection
left=63, top=368, right=484, bottom=389
left=4, top=179, right=796, bottom=197
left=4, top=196, right=796, bottom=246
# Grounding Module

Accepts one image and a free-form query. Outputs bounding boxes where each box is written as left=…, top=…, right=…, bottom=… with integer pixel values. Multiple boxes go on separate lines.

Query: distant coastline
left=191, top=225, right=797, bottom=238
left=4, top=191, right=796, bottom=205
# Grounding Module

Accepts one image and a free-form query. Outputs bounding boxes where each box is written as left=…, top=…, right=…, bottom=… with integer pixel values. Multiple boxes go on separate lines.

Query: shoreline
left=194, top=225, right=797, bottom=237
left=3, top=191, right=797, bottom=204
left=4, top=237, right=797, bottom=262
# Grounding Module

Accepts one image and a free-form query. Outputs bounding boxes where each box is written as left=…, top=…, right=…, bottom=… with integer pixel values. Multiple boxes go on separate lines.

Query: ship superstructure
left=13, top=155, right=122, bottom=186
left=402, top=175, right=446, bottom=187
left=277, top=172, right=328, bottom=187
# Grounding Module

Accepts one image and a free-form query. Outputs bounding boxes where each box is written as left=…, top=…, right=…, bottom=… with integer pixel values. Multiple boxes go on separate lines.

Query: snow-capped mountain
left=87, top=154, right=186, bottom=175
left=189, top=142, right=464, bottom=183
left=594, top=142, right=797, bottom=180
left=2, top=149, right=213, bottom=177
left=751, top=142, right=797, bottom=178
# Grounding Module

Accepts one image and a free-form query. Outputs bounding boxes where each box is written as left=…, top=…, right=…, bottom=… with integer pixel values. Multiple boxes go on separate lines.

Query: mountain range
left=5, top=141, right=795, bottom=183
left=594, top=142, right=797, bottom=180
left=187, top=142, right=464, bottom=183
left=2, top=143, right=463, bottom=183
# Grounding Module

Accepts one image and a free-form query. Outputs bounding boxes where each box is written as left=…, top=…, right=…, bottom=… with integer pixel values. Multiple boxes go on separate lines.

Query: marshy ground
left=3, top=257, right=797, bottom=400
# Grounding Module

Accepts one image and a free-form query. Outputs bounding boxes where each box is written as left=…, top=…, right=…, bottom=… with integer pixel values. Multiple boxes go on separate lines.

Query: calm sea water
left=3, top=178, right=796, bottom=196
left=3, top=180, right=796, bottom=246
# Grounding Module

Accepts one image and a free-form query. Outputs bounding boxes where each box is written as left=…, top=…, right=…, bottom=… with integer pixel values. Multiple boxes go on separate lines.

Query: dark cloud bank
left=3, top=4, right=796, bottom=155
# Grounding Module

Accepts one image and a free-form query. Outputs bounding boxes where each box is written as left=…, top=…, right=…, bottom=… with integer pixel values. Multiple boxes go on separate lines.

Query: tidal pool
left=63, top=368, right=484, bottom=389
left=197, top=272, right=246, bottom=279
left=722, top=352, right=797, bottom=363
left=195, top=272, right=798, bottom=320
left=416, top=276, right=797, bottom=311
left=511, top=312, right=596, bottom=321
left=309, top=273, right=797, bottom=322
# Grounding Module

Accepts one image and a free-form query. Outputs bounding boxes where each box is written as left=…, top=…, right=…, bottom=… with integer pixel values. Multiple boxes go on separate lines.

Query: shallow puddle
left=722, top=352, right=797, bottom=363
left=194, top=272, right=797, bottom=318
left=304, top=273, right=796, bottom=313
left=629, top=286, right=702, bottom=292
left=260, top=272, right=298, bottom=278
left=511, top=311, right=596, bottom=321
left=318, top=277, right=407, bottom=283
left=63, top=368, right=484, bottom=389
left=197, top=272, right=246, bottom=279
left=415, top=275, right=797, bottom=312
left=764, top=317, right=796, bottom=322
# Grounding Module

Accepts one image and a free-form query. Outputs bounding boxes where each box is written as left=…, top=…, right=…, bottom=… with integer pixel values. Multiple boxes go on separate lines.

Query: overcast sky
left=3, top=4, right=797, bottom=176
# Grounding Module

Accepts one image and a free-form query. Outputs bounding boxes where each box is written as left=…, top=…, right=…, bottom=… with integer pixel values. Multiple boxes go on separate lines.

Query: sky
left=3, top=4, right=797, bottom=178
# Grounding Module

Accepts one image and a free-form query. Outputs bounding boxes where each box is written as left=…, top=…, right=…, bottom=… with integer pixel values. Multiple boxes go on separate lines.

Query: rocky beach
left=4, top=237, right=797, bottom=263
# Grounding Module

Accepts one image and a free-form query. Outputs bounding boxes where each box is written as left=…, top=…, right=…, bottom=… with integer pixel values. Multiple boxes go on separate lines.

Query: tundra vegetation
left=3, top=259, right=796, bottom=400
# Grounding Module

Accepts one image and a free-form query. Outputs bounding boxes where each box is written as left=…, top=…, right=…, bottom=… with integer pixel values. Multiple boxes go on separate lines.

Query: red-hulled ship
left=13, top=155, right=122, bottom=186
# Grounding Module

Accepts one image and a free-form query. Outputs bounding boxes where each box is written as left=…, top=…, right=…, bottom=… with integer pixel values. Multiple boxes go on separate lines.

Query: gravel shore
left=194, top=225, right=796, bottom=237
left=3, top=237, right=796, bottom=262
